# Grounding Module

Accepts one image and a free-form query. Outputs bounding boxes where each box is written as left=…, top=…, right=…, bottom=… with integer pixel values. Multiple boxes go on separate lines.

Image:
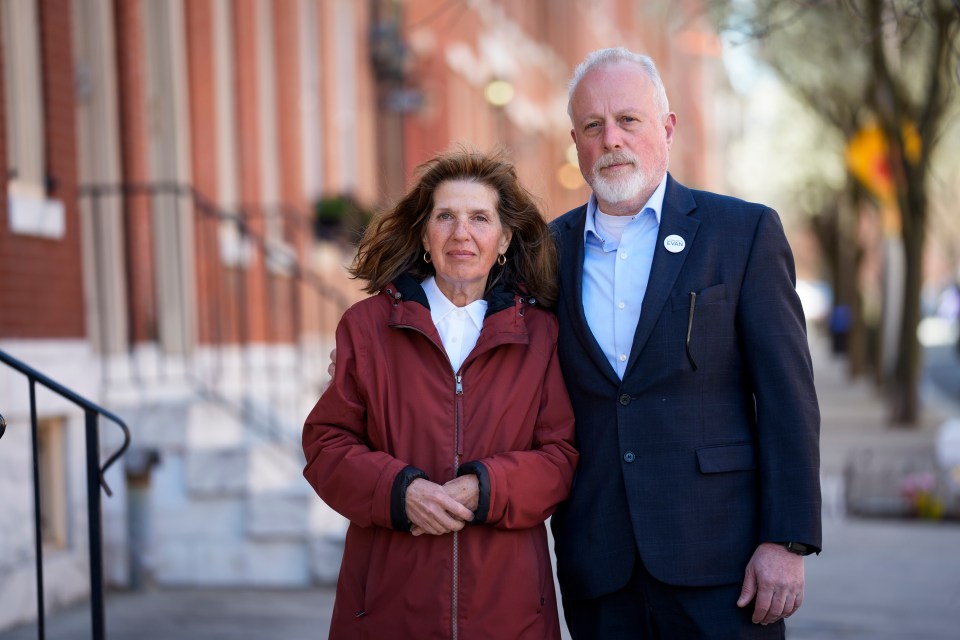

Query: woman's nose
left=452, top=217, right=470, bottom=238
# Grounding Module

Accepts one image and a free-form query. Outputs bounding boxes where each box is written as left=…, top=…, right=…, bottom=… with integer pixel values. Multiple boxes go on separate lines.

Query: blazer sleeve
left=302, top=308, right=425, bottom=531
left=737, top=208, right=822, bottom=550
left=459, top=337, right=579, bottom=530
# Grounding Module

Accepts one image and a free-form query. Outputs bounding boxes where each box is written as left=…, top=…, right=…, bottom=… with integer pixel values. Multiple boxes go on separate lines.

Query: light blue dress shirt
left=582, top=174, right=668, bottom=379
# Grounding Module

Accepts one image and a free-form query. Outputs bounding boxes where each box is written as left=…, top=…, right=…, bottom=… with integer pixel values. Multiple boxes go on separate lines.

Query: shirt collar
left=583, top=172, right=668, bottom=244
left=421, top=276, right=487, bottom=330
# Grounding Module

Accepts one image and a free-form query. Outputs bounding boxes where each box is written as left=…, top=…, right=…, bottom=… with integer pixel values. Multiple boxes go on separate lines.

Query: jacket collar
left=384, top=273, right=532, bottom=361
left=623, top=173, right=700, bottom=377
left=554, top=173, right=701, bottom=384
left=389, top=272, right=520, bottom=317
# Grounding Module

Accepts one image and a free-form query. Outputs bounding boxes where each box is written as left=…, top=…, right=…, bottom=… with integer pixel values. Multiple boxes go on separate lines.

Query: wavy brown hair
left=350, top=147, right=559, bottom=307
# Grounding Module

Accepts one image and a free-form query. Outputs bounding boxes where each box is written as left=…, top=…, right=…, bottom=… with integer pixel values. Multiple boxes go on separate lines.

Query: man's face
left=569, top=62, right=676, bottom=216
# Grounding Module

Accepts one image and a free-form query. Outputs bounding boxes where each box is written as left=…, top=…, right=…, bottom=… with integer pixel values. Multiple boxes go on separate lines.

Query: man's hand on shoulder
left=736, top=542, right=805, bottom=625
left=319, top=348, right=337, bottom=394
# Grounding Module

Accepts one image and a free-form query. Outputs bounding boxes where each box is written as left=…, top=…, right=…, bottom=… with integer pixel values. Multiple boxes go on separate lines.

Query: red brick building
left=0, top=0, right=725, bottom=629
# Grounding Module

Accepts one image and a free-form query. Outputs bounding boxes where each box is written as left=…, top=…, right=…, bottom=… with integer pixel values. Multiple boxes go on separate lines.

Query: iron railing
left=0, top=349, right=131, bottom=640
left=77, top=182, right=351, bottom=455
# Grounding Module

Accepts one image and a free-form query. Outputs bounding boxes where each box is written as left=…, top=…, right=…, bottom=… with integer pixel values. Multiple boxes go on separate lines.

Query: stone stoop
left=106, top=397, right=347, bottom=588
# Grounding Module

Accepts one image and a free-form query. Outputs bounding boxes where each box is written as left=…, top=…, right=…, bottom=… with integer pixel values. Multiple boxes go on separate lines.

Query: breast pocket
left=670, top=283, right=727, bottom=311
left=668, top=284, right=731, bottom=371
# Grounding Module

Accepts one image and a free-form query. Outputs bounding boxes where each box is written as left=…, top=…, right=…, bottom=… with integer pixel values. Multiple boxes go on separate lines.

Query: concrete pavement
left=2, top=333, right=959, bottom=639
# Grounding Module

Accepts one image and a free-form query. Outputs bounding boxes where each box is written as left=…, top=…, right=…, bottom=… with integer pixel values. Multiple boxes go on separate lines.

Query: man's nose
left=602, top=123, right=623, bottom=150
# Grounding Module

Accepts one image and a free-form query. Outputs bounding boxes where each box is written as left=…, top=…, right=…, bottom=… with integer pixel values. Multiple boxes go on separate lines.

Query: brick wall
left=184, top=0, right=223, bottom=346
left=0, top=0, right=85, bottom=339
left=0, top=13, right=6, bottom=261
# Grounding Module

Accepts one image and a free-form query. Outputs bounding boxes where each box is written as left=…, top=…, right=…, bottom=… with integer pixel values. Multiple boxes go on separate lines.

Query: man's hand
left=327, top=348, right=337, bottom=379
left=319, top=348, right=337, bottom=394
left=737, top=542, right=805, bottom=625
left=405, top=478, right=474, bottom=536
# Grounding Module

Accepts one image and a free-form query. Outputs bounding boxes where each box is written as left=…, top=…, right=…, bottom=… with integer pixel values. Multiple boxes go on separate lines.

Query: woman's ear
left=499, top=229, right=513, bottom=255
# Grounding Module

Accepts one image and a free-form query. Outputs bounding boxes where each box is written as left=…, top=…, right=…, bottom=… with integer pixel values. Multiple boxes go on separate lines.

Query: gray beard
left=591, top=168, right=646, bottom=205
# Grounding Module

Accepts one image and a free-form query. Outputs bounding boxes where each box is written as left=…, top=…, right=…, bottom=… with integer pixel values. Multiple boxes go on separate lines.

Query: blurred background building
left=0, top=0, right=735, bottom=630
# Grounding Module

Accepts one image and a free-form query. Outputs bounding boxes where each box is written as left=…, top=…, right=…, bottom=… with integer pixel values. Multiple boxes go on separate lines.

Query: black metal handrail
left=76, top=181, right=350, bottom=458
left=0, top=348, right=131, bottom=640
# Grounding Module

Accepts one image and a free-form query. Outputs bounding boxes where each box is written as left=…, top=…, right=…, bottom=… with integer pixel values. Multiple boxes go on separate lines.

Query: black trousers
left=562, top=553, right=786, bottom=640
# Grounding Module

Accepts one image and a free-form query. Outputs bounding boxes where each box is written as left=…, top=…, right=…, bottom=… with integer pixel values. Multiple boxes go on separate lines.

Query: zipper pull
left=455, top=375, right=463, bottom=395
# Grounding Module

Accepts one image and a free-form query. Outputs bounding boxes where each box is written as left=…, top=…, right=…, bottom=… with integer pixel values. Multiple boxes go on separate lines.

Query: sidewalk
left=2, top=334, right=958, bottom=639
left=789, top=335, right=960, bottom=639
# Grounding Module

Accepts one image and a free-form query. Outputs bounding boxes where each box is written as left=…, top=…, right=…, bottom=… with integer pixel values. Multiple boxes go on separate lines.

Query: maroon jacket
left=303, top=275, right=578, bottom=639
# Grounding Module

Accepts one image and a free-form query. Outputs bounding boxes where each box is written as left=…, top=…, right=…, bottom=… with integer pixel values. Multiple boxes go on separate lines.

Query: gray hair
left=566, top=47, right=670, bottom=121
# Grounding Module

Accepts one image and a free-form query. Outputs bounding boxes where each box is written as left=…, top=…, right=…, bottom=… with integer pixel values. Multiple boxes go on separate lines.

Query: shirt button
left=619, top=394, right=631, bottom=406
left=619, top=252, right=627, bottom=260
left=619, top=354, right=627, bottom=362
left=623, top=451, right=636, bottom=463
left=618, top=302, right=625, bottom=310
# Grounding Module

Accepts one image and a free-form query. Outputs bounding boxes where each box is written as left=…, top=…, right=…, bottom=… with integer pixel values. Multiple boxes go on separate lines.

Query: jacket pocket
left=696, top=442, right=755, bottom=473
left=670, top=283, right=727, bottom=310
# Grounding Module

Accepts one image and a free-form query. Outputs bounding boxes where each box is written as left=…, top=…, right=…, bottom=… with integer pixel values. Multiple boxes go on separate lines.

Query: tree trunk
left=889, top=170, right=927, bottom=425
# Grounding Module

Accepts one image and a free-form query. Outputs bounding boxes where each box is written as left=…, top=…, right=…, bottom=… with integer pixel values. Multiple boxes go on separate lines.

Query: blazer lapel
left=556, top=206, right=620, bottom=384
left=625, top=175, right=700, bottom=376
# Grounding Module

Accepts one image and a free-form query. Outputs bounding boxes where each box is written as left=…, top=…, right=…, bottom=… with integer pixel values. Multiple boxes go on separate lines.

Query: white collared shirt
left=582, top=173, right=667, bottom=378
left=422, top=276, right=487, bottom=372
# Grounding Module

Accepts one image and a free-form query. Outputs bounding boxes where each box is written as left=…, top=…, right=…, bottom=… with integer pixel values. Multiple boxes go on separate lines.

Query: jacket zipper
left=389, top=292, right=530, bottom=634
left=452, top=373, right=463, bottom=640
left=394, top=320, right=465, bottom=637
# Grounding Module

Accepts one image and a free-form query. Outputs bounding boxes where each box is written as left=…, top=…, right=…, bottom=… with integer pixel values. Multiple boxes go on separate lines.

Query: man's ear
left=663, top=112, right=677, bottom=149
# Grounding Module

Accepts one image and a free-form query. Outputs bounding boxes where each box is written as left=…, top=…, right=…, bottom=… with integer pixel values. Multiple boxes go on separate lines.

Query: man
left=548, top=47, right=821, bottom=638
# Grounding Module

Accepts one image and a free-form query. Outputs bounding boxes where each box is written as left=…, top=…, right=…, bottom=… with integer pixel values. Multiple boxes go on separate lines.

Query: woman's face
left=422, top=180, right=511, bottom=305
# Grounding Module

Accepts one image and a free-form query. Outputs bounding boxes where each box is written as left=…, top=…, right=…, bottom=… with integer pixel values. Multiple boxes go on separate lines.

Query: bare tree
left=713, top=0, right=960, bottom=424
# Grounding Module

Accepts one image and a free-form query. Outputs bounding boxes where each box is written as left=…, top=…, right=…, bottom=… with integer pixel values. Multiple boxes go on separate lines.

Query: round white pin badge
left=664, top=235, right=685, bottom=253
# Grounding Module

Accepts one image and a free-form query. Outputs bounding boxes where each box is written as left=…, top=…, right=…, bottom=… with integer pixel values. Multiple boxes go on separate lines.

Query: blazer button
left=623, top=451, right=636, bottom=463
left=619, top=394, right=631, bottom=406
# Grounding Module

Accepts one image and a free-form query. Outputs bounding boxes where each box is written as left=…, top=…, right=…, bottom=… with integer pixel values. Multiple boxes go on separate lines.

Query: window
left=1, top=0, right=65, bottom=238
left=37, top=418, right=68, bottom=550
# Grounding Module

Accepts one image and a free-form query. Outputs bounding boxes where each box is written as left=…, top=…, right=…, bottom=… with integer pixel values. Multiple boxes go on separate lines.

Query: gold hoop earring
left=497, top=253, right=507, bottom=266
left=423, top=251, right=432, bottom=264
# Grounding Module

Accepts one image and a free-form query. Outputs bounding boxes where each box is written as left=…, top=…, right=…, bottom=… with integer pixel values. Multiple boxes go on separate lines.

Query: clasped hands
left=406, top=475, right=479, bottom=537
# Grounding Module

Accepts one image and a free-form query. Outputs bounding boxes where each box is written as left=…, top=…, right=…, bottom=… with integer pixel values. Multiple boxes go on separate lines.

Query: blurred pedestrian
left=549, top=47, right=822, bottom=639
left=302, top=148, right=578, bottom=639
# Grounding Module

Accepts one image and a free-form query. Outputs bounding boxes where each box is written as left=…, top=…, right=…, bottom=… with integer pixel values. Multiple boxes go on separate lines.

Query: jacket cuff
left=390, top=465, right=428, bottom=531
left=457, top=461, right=490, bottom=524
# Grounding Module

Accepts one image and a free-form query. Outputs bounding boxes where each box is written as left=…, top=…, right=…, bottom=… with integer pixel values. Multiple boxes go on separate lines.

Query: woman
left=302, top=149, right=578, bottom=639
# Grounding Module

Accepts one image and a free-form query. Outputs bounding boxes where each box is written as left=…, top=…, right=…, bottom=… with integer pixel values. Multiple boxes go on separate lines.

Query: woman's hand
left=406, top=478, right=474, bottom=536
left=442, top=474, right=479, bottom=512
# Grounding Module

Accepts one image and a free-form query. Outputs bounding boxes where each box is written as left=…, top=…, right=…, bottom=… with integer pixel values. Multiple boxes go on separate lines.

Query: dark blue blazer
left=549, top=175, right=821, bottom=599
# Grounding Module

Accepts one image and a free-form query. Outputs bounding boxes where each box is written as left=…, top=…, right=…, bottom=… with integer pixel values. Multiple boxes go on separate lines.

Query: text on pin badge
left=664, top=235, right=685, bottom=253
